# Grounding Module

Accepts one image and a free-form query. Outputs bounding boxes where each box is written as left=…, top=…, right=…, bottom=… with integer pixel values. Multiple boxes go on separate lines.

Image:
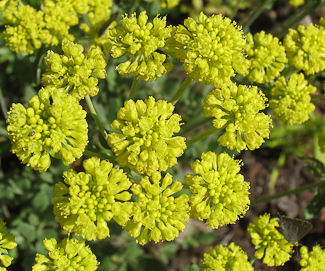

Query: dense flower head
left=2, top=3, right=51, bottom=54
left=107, top=11, right=173, bottom=81
left=154, top=0, right=181, bottom=8
left=126, top=172, right=189, bottom=245
left=248, top=213, right=294, bottom=267
left=244, top=31, right=287, bottom=84
left=42, top=0, right=80, bottom=45
left=0, top=221, right=17, bottom=270
left=185, top=152, right=249, bottom=229
left=165, top=12, right=250, bottom=87
left=42, top=40, right=107, bottom=100
left=203, top=83, right=272, bottom=152
left=289, top=0, right=305, bottom=7
left=200, top=242, right=253, bottom=271
left=32, top=237, right=99, bottom=271
left=107, top=96, right=187, bottom=176
left=300, top=245, right=325, bottom=270
left=270, top=73, right=316, bottom=125
left=80, top=0, right=113, bottom=36
left=53, top=157, right=133, bottom=241
left=284, top=23, right=325, bottom=75
left=6, top=89, right=88, bottom=172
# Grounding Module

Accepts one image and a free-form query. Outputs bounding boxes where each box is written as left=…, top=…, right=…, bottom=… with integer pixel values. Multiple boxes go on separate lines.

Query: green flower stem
left=186, top=127, right=219, bottom=146
left=177, top=115, right=213, bottom=136
left=230, top=0, right=244, bottom=20
left=251, top=180, right=325, bottom=206
left=311, top=94, right=325, bottom=100
left=129, top=77, right=139, bottom=100
left=170, top=76, right=193, bottom=105
left=83, top=149, right=115, bottom=161
left=249, top=255, right=256, bottom=265
left=270, top=0, right=319, bottom=39
left=0, top=87, right=7, bottom=118
left=85, top=95, right=108, bottom=141
left=240, top=0, right=273, bottom=33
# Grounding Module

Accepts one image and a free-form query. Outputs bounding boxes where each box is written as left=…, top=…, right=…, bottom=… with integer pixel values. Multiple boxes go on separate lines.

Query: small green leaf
left=304, top=185, right=325, bottom=219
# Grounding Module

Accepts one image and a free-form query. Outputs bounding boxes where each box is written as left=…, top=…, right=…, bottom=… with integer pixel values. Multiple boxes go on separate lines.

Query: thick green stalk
left=0, top=87, right=8, bottom=118
left=129, top=77, right=139, bottom=100
left=85, top=95, right=108, bottom=141
left=186, top=127, right=219, bottom=146
left=240, top=0, right=273, bottom=33
left=170, top=76, right=193, bottom=105
left=178, top=114, right=213, bottom=136
left=230, top=0, right=244, bottom=20
left=251, top=180, right=325, bottom=206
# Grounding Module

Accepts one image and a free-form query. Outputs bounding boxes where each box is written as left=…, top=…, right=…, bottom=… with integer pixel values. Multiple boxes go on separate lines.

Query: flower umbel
left=107, top=11, right=173, bottom=81
left=0, top=221, right=17, bottom=270
left=270, top=73, right=316, bottom=125
left=300, top=245, right=325, bottom=270
left=244, top=31, right=287, bottom=84
left=108, top=96, right=187, bottom=176
left=185, top=152, right=250, bottom=229
left=248, top=213, right=293, bottom=267
left=80, top=0, right=113, bottom=36
left=32, top=237, right=99, bottom=271
left=42, top=40, right=107, bottom=100
left=42, top=0, right=79, bottom=45
left=203, top=83, right=272, bottom=152
left=284, top=23, right=325, bottom=75
left=126, top=172, right=190, bottom=245
left=2, top=3, right=50, bottom=54
left=6, top=89, right=88, bottom=172
left=200, top=242, right=253, bottom=271
left=53, top=157, right=133, bottom=241
left=165, top=12, right=250, bottom=86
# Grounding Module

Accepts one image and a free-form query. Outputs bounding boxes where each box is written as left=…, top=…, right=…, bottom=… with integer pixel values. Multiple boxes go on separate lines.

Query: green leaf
left=157, top=242, right=179, bottom=264
left=182, top=264, right=200, bottom=271
left=138, top=256, right=166, bottom=271
left=304, top=185, right=325, bottom=219
left=32, top=183, right=53, bottom=211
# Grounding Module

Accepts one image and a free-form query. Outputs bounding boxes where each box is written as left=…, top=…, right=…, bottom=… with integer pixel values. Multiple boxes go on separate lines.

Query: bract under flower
left=6, top=89, right=88, bottom=172
left=107, top=96, right=186, bottom=176
left=185, top=152, right=250, bottom=229
left=53, top=157, right=133, bottom=241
